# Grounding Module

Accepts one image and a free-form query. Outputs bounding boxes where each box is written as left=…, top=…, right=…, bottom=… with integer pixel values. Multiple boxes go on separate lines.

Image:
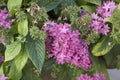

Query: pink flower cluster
left=90, top=1, right=117, bottom=35
left=0, top=8, right=12, bottom=28
left=77, top=72, right=106, bottom=80
left=0, top=74, right=7, bottom=80
left=0, top=56, right=4, bottom=63
left=43, top=21, right=92, bottom=70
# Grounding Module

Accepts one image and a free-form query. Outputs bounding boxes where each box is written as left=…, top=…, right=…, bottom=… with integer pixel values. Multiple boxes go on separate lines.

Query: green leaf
left=42, top=59, right=55, bottom=72
left=7, top=0, right=22, bottom=15
left=45, top=0, right=62, bottom=12
left=85, top=0, right=101, bottom=5
left=81, top=5, right=96, bottom=13
left=61, top=0, right=76, bottom=7
left=14, top=46, right=28, bottom=71
left=115, top=0, right=120, bottom=3
left=0, top=65, right=3, bottom=75
left=5, top=41, right=21, bottom=62
left=38, top=0, right=62, bottom=12
left=18, top=18, right=28, bottom=36
left=91, top=56, right=110, bottom=80
left=10, top=23, right=18, bottom=35
left=8, top=47, right=28, bottom=80
left=55, top=0, right=76, bottom=14
left=104, top=44, right=120, bottom=68
left=92, top=36, right=115, bottom=56
left=76, top=0, right=86, bottom=6
left=26, top=38, right=45, bottom=72
left=21, top=61, right=42, bottom=80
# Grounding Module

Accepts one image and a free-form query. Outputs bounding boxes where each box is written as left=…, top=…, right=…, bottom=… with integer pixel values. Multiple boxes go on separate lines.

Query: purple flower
left=43, top=21, right=92, bottom=70
left=90, top=1, right=117, bottom=35
left=102, top=1, right=111, bottom=11
left=77, top=72, right=106, bottom=80
left=91, top=13, right=99, bottom=20
left=0, top=8, right=12, bottom=28
left=96, top=6, right=103, bottom=14
left=0, top=74, right=7, bottom=80
left=0, top=56, right=4, bottom=63
left=77, top=74, right=93, bottom=80
left=102, top=1, right=117, bottom=11
left=80, top=9, right=87, bottom=17
left=100, top=24, right=110, bottom=35
left=102, top=11, right=112, bottom=18
left=109, top=1, right=117, bottom=10
left=93, top=72, right=106, bottom=80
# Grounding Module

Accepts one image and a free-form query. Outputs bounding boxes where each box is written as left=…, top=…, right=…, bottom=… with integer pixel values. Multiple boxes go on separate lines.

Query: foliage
left=26, top=37, right=45, bottom=72
left=92, top=36, right=115, bottom=56
left=8, top=46, right=28, bottom=80
left=5, top=41, right=21, bottom=62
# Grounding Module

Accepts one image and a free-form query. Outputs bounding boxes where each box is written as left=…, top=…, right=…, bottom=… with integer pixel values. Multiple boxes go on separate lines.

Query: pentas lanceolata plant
left=43, top=1, right=118, bottom=80
left=43, top=21, right=92, bottom=70
left=91, top=1, right=117, bottom=35
left=43, top=20, right=106, bottom=80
